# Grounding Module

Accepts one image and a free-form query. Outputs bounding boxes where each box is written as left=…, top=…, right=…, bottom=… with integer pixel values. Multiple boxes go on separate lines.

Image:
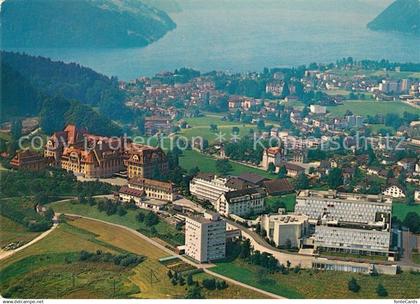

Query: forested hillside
left=1, top=51, right=124, bottom=136
left=1, top=0, right=176, bottom=48
left=368, top=0, right=420, bottom=36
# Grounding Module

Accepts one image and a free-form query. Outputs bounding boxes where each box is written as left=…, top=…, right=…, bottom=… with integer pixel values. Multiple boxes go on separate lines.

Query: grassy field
left=48, top=200, right=184, bottom=246
left=412, top=253, right=420, bottom=265
left=211, top=259, right=420, bottom=299
left=179, top=150, right=275, bottom=179
left=326, top=101, right=419, bottom=117
left=179, top=116, right=255, bottom=144
left=392, top=203, right=420, bottom=221
left=265, top=194, right=296, bottom=212
left=0, top=216, right=41, bottom=248
left=1, top=217, right=266, bottom=299
left=192, top=272, right=268, bottom=299
left=367, top=124, right=395, bottom=135
left=0, top=197, right=44, bottom=225
left=0, top=220, right=139, bottom=299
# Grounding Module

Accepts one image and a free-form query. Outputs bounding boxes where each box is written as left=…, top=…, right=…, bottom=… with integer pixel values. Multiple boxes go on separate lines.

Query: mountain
left=367, top=0, right=420, bottom=36
left=1, top=51, right=123, bottom=136
left=142, top=0, right=181, bottom=12
left=0, top=0, right=176, bottom=48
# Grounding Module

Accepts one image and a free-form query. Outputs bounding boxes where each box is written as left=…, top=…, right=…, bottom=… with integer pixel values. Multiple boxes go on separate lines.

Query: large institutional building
left=44, top=125, right=168, bottom=179
left=261, top=214, right=309, bottom=248
left=295, top=190, right=393, bottom=256
left=216, top=188, right=266, bottom=216
left=189, top=174, right=235, bottom=204
left=185, top=212, right=226, bottom=263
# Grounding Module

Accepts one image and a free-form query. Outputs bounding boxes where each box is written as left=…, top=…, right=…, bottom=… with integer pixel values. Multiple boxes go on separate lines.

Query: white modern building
left=310, top=105, right=327, bottom=114
left=216, top=188, right=266, bottom=216
left=295, top=190, right=393, bottom=256
left=314, top=226, right=391, bottom=255
left=185, top=212, right=226, bottom=263
left=189, top=173, right=234, bottom=205
left=295, top=190, right=392, bottom=225
left=260, top=214, right=309, bottom=248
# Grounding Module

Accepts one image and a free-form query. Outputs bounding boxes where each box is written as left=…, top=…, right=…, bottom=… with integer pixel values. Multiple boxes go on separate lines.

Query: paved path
left=63, top=213, right=285, bottom=299
left=225, top=219, right=314, bottom=268
left=0, top=222, right=58, bottom=261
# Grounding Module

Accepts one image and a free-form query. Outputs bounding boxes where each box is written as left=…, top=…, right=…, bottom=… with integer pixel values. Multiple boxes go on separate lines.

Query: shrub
left=202, top=278, right=216, bottom=290
left=117, top=206, right=127, bottom=216
left=187, top=273, right=194, bottom=286
left=348, top=277, right=360, bottom=293
left=136, top=212, right=145, bottom=222
left=376, top=284, right=388, bottom=297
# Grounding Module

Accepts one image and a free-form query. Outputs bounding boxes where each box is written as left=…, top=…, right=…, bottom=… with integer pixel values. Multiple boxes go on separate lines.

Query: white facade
left=310, top=105, right=327, bottom=114
left=314, top=226, right=391, bottom=254
left=261, top=214, right=309, bottom=248
left=185, top=212, right=226, bottom=263
left=415, top=190, right=420, bottom=203
left=383, top=185, right=406, bottom=199
left=295, top=190, right=392, bottom=255
left=189, top=175, right=234, bottom=205
left=295, top=190, right=392, bottom=224
left=216, top=188, right=266, bottom=216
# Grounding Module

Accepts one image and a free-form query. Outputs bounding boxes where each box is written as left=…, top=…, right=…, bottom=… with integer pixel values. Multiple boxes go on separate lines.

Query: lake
left=6, top=1, right=420, bottom=80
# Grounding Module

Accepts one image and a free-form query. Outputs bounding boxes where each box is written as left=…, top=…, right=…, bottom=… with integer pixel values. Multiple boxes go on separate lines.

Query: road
left=62, top=213, right=285, bottom=299
left=398, top=230, right=420, bottom=272
left=225, top=219, right=314, bottom=268
left=0, top=221, right=58, bottom=261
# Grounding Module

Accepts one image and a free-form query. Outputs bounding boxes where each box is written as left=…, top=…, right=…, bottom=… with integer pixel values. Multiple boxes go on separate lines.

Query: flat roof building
left=261, top=214, right=309, bottom=248
left=295, top=190, right=393, bottom=256
left=185, top=212, right=226, bottom=263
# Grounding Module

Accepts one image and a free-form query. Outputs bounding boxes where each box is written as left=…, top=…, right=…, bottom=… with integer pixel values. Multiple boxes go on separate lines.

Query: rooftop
left=297, top=190, right=392, bottom=204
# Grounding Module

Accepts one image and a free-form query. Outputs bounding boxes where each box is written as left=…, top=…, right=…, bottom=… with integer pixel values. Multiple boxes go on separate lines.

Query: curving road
left=62, top=213, right=285, bottom=299
left=0, top=221, right=58, bottom=261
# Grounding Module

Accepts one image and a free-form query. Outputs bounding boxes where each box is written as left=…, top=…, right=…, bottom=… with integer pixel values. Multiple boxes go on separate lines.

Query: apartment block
left=185, top=212, right=226, bottom=263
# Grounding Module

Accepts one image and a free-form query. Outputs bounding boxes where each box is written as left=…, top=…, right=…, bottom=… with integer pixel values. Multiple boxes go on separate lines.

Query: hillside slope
left=368, top=0, right=420, bottom=35
left=0, top=0, right=176, bottom=48
left=1, top=52, right=123, bottom=135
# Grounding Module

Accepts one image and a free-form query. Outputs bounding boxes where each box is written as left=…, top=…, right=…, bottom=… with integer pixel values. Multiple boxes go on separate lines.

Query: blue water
left=6, top=2, right=420, bottom=80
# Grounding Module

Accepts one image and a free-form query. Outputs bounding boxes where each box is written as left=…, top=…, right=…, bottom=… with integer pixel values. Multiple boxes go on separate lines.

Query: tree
left=136, top=212, right=145, bottom=222
left=282, top=82, right=290, bottom=98
left=239, top=239, right=251, bottom=259
left=278, top=165, right=288, bottom=178
left=10, top=120, right=22, bottom=141
left=402, top=212, right=420, bottom=233
left=295, top=172, right=309, bottom=190
left=216, top=159, right=233, bottom=176
left=185, top=286, right=204, bottom=299
left=210, top=124, right=218, bottom=132
left=117, top=206, right=127, bottom=216
left=202, top=278, right=216, bottom=290
left=187, top=273, right=194, bottom=286
left=232, top=126, right=240, bottom=134
left=257, top=119, right=265, bottom=130
left=328, top=168, right=343, bottom=189
left=348, top=277, right=360, bottom=293
left=376, top=284, right=388, bottom=297
left=267, top=162, right=276, bottom=174
left=145, top=212, right=159, bottom=226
